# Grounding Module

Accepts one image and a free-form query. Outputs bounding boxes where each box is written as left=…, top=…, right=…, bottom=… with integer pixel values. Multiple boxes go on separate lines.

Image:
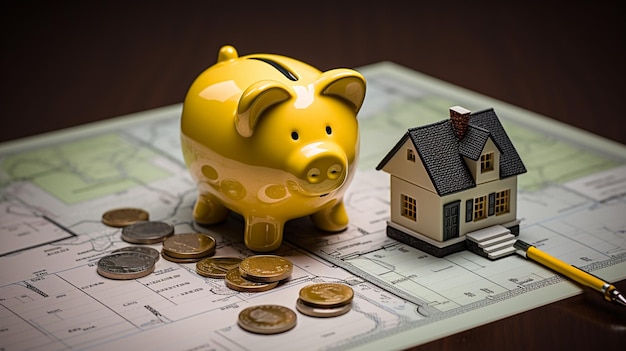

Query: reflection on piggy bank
left=180, top=45, right=366, bottom=252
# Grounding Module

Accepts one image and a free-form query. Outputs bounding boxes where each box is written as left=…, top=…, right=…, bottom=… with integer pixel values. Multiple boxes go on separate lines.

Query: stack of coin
left=224, top=268, right=278, bottom=292
left=101, top=207, right=149, bottom=227
left=224, top=255, right=293, bottom=292
left=96, top=251, right=156, bottom=280
left=238, top=305, right=297, bottom=334
left=296, top=282, right=354, bottom=317
left=121, top=221, right=174, bottom=244
left=238, top=255, right=293, bottom=282
left=161, top=232, right=216, bottom=263
left=196, top=256, right=243, bottom=278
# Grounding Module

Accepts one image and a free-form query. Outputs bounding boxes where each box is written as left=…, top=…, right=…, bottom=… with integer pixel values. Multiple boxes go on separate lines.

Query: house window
left=480, top=152, right=494, bottom=173
left=407, top=148, right=415, bottom=162
left=488, top=192, right=495, bottom=216
left=495, top=189, right=510, bottom=215
left=465, top=199, right=473, bottom=222
left=401, top=194, right=417, bottom=221
left=473, top=195, right=487, bottom=221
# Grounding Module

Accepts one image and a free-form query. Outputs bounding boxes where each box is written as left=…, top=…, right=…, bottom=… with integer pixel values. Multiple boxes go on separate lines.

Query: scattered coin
left=196, top=256, right=243, bottom=278
left=224, top=268, right=278, bottom=292
left=101, top=207, right=149, bottom=227
left=97, top=252, right=155, bottom=280
left=298, top=282, right=354, bottom=308
left=121, top=221, right=175, bottom=244
left=162, top=233, right=216, bottom=259
left=112, top=246, right=161, bottom=262
left=295, top=298, right=352, bottom=318
left=237, top=305, right=297, bottom=334
left=239, top=255, right=293, bottom=283
left=161, top=250, right=209, bottom=263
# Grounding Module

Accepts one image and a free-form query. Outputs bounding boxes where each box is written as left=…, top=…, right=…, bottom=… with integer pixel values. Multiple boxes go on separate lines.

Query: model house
left=376, top=106, right=527, bottom=259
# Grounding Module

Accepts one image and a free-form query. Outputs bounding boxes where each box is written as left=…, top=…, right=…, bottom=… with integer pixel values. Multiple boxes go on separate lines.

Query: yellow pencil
left=514, top=240, right=626, bottom=306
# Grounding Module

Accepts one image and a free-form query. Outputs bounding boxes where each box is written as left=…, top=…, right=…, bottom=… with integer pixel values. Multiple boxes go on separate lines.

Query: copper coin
left=224, top=268, right=278, bottom=292
left=102, top=208, right=149, bottom=227
left=162, top=233, right=216, bottom=259
left=196, top=256, right=243, bottom=278
left=298, top=282, right=354, bottom=308
left=239, top=255, right=293, bottom=283
left=161, top=248, right=214, bottom=263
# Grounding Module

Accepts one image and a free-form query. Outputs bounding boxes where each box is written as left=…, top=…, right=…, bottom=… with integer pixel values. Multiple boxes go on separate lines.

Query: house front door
left=443, top=201, right=460, bottom=241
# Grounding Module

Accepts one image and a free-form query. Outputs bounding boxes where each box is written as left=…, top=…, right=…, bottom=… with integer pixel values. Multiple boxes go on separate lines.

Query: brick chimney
left=450, top=106, right=471, bottom=139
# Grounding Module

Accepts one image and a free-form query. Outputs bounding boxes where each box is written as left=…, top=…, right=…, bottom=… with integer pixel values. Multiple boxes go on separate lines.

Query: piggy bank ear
left=318, top=69, right=366, bottom=114
left=236, top=81, right=292, bottom=137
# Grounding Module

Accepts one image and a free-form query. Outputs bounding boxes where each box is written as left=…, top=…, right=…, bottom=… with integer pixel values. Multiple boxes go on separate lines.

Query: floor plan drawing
left=1, top=62, right=625, bottom=351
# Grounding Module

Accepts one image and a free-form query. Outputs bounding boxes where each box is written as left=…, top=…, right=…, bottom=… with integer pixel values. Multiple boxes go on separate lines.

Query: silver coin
left=295, top=298, right=352, bottom=318
left=97, top=252, right=156, bottom=280
left=112, top=246, right=160, bottom=262
left=238, top=305, right=297, bottom=334
left=121, top=221, right=175, bottom=244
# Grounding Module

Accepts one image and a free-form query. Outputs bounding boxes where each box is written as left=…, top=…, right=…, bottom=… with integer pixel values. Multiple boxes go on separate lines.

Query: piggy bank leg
left=193, top=192, right=229, bottom=225
left=244, top=218, right=283, bottom=252
left=310, top=200, right=349, bottom=232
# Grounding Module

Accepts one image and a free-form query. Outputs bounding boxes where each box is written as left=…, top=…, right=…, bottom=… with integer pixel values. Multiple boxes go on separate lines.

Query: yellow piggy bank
left=181, top=45, right=366, bottom=252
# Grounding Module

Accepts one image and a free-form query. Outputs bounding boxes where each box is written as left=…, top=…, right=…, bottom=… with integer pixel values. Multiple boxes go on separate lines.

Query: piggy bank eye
left=325, top=126, right=332, bottom=135
left=291, top=131, right=299, bottom=140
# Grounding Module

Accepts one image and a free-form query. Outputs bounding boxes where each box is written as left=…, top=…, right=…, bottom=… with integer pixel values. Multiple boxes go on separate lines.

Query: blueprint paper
left=1, top=62, right=624, bottom=351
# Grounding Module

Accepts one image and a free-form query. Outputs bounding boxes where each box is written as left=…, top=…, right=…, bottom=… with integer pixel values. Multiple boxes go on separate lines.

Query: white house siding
left=451, top=175, right=518, bottom=236
left=390, top=174, right=518, bottom=243
left=465, top=138, right=501, bottom=185
left=390, top=175, right=444, bottom=241
left=383, top=138, right=436, bottom=194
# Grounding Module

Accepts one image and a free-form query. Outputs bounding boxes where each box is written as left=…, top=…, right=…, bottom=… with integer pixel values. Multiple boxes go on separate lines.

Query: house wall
left=389, top=175, right=443, bottom=240
left=464, top=138, right=500, bottom=185
left=453, top=175, right=519, bottom=235
left=390, top=174, right=519, bottom=243
left=382, top=138, right=435, bottom=193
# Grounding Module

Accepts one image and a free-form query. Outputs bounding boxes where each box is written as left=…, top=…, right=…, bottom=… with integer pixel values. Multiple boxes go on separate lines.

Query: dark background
left=1, top=0, right=625, bottom=145
left=1, top=0, right=625, bottom=350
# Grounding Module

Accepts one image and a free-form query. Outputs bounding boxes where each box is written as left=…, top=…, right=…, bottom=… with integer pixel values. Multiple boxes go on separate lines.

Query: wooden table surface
left=2, top=1, right=625, bottom=350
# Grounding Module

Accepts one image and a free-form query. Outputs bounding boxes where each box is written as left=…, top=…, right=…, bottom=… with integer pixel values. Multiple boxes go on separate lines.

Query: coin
left=162, top=233, right=216, bottom=259
left=97, top=252, right=155, bottom=280
left=295, top=298, right=352, bottom=318
left=161, top=250, right=208, bottom=263
left=101, top=207, right=149, bottom=227
left=121, top=221, right=175, bottom=244
left=237, top=305, right=297, bottom=334
left=224, top=268, right=278, bottom=292
left=196, top=256, right=243, bottom=278
left=112, top=246, right=160, bottom=261
left=298, top=282, right=354, bottom=308
left=238, top=255, right=293, bottom=283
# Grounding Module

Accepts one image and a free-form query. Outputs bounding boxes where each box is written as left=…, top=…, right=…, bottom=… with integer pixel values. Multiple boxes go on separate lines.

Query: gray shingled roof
left=376, top=108, right=527, bottom=196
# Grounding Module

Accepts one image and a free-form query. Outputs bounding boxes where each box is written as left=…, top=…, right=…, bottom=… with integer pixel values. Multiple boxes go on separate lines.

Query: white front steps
left=466, top=225, right=517, bottom=260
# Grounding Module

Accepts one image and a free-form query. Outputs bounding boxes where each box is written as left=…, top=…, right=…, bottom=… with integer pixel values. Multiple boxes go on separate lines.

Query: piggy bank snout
left=306, top=154, right=344, bottom=184
left=289, top=142, right=348, bottom=194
